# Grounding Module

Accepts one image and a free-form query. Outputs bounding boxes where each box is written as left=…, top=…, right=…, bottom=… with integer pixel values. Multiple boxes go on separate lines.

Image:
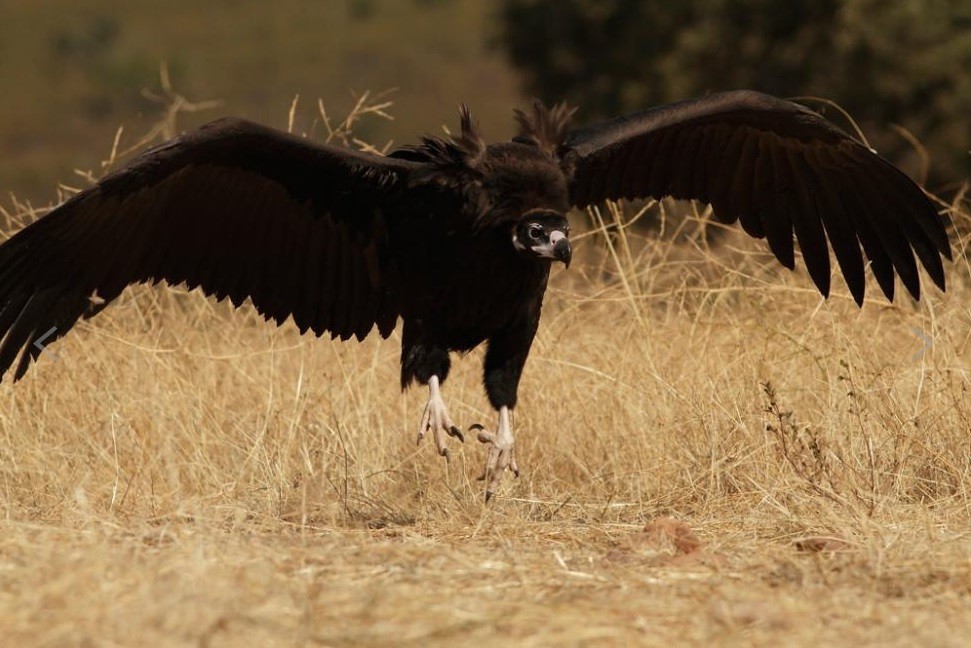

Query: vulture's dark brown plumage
left=0, top=90, right=951, bottom=498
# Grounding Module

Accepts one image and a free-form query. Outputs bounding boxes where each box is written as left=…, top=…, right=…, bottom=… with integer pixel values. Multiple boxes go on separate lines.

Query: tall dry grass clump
left=0, top=95, right=969, bottom=646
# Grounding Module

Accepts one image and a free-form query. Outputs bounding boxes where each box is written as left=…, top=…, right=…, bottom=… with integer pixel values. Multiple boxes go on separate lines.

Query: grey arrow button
left=910, top=326, right=932, bottom=361
left=33, top=326, right=58, bottom=361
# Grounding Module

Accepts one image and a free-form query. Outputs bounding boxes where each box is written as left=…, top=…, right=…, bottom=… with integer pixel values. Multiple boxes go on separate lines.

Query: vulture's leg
left=402, top=332, right=464, bottom=461
left=416, top=374, right=464, bottom=460
left=473, top=406, right=518, bottom=501
left=476, top=318, right=538, bottom=500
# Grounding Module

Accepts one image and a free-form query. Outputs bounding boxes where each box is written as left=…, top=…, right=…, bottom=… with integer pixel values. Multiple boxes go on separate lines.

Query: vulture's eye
left=527, top=225, right=543, bottom=241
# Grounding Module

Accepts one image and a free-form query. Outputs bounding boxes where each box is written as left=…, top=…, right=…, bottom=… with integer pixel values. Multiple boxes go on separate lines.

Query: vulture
left=0, top=90, right=951, bottom=499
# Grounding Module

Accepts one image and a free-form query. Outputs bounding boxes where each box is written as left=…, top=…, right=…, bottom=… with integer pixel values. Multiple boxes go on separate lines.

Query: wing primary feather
left=316, top=217, right=339, bottom=336
left=14, top=298, right=83, bottom=381
left=0, top=292, right=29, bottom=347
left=299, top=218, right=325, bottom=335
left=343, top=244, right=366, bottom=342
left=36, top=200, right=108, bottom=297
left=355, top=251, right=378, bottom=341
left=842, top=165, right=922, bottom=300
left=792, top=152, right=866, bottom=305
left=172, top=171, right=215, bottom=293
left=186, top=170, right=252, bottom=302
left=132, top=182, right=183, bottom=287
left=779, top=148, right=830, bottom=296
left=356, top=240, right=383, bottom=340
left=709, top=128, right=750, bottom=225
left=853, top=157, right=948, bottom=291
left=0, top=290, right=51, bottom=381
left=855, top=159, right=945, bottom=293
left=14, top=320, right=61, bottom=381
left=826, top=164, right=896, bottom=301
left=226, top=190, right=258, bottom=308
left=0, top=256, right=32, bottom=305
left=117, top=185, right=171, bottom=290
left=253, top=188, right=283, bottom=321
left=201, top=175, right=248, bottom=303
left=286, top=212, right=313, bottom=333
left=261, top=190, right=290, bottom=325
left=866, top=156, right=951, bottom=259
left=330, top=223, right=351, bottom=337
left=376, top=285, right=398, bottom=337
left=731, top=131, right=765, bottom=238
left=157, top=175, right=199, bottom=290
left=285, top=206, right=316, bottom=331
left=756, top=140, right=794, bottom=269
left=691, top=125, right=720, bottom=202
left=83, top=197, right=141, bottom=302
left=243, top=185, right=276, bottom=315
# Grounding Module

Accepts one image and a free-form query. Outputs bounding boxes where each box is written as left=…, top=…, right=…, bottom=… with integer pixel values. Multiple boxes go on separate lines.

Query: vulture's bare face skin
left=512, top=212, right=572, bottom=267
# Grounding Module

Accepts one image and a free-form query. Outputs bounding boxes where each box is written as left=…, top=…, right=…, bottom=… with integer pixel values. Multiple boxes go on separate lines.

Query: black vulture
left=0, top=90, right=951, bottom=498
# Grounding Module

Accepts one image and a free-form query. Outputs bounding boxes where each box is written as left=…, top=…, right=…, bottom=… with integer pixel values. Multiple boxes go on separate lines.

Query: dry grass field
left=1, top=104, right=970, bottom=646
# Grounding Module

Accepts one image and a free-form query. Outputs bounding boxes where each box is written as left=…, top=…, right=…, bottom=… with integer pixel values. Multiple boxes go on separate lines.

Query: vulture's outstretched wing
left=562, top=90, right=951, bottom=305
left=0, top=118, right=419, bottom=381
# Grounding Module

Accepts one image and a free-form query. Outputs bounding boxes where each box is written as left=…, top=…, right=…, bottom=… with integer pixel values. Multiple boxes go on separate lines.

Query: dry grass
left=1, top=104, right=970, bottom=647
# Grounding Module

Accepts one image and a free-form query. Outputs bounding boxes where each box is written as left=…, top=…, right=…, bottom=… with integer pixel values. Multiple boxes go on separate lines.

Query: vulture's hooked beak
left=550, top=230, right=572, bottom=268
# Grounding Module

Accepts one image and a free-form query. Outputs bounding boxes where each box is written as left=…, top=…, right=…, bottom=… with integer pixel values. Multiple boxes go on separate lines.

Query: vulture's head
left=512, top=210, right=571, bottom=267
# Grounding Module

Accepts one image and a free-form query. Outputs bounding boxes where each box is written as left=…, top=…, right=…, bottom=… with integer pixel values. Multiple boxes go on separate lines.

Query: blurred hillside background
left=2, top=0, right=969, bottom=206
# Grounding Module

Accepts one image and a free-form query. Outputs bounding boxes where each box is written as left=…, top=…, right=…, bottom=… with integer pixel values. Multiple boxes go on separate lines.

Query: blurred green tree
left=497, top=0, right=971, bottom=185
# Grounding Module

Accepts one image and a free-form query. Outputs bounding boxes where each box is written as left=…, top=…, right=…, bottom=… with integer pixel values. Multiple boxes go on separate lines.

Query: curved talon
left=448, top=425, right=465, bottom=443
left=416, top=402, right=431, bottom=446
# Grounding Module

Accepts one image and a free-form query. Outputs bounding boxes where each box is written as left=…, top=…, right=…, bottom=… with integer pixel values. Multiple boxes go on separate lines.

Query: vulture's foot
left=416, top=375, right=464, bottom=461
left=473, top=406, right=519, bottom=501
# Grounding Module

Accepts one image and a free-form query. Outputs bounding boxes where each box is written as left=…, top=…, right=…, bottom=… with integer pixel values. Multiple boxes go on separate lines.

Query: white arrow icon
left=34, top=326, right=58, bottom=361
left=910, top=326, right=932, bottom=361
